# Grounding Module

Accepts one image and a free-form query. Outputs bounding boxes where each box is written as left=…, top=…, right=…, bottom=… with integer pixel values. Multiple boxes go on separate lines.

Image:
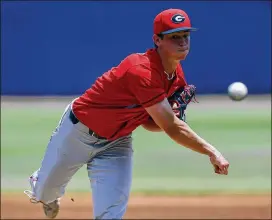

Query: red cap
left=154, top=9, right=197, bottom=35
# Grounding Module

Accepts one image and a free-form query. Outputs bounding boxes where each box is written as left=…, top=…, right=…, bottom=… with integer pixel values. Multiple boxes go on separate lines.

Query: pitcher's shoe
left=42, top=199, right=60, bottom=219
left=24, top=176, right=60, bottom=219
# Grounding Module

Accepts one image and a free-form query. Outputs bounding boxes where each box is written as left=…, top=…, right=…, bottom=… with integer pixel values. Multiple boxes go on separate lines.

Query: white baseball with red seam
left=228, top=82, right=248, bottom=101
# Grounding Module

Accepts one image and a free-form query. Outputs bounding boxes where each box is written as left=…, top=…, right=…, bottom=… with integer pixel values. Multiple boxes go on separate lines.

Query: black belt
left=69, top=110, right=106, bottom=139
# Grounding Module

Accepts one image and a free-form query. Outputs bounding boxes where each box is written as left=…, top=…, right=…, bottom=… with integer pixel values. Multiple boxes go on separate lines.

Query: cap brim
left=161, top=27, right=198, bottom=35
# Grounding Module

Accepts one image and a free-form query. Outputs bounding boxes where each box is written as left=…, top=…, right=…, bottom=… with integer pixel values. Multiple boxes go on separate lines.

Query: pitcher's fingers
left=224, top=166, right=229, bottom=175
left=221, top=167, right=228, bottom=175
left=214, top=165, right=220, bottom=174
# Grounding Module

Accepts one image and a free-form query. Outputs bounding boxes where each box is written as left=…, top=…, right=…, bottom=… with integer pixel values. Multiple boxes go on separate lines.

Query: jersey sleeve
left=124, top=65, right=166, bottom=108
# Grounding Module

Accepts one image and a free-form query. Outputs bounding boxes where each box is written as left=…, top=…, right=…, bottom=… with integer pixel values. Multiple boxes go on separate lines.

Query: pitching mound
left=1, top=193, right=271, bottom=219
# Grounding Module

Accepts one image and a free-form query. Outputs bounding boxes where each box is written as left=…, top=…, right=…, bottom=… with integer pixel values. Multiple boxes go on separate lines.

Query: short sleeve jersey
left=72, top=49, right=187, bottom=140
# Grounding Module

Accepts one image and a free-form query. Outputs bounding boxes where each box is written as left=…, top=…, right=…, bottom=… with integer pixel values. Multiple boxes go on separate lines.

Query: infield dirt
left=1, top=193, right=271, bottom=219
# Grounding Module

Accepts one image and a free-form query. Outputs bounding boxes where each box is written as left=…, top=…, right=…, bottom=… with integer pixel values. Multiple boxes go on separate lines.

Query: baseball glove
left=168, top=85, right=198, bottom=122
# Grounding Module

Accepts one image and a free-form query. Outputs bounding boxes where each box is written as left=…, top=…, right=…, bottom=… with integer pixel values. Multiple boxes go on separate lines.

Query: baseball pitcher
left=24, top=8, right=229, bottom=219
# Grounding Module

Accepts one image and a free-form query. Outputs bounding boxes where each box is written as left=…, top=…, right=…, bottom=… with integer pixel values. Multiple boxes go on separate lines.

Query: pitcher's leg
left=30, top=131, right=89, bottom=203
left=25, top=106, right=94, bottom=204
left=88, top=138, right=133, bottom=219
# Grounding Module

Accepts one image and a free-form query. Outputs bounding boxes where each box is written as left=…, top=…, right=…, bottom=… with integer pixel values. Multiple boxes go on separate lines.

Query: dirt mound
left=1, top=193, right=271, bottom=219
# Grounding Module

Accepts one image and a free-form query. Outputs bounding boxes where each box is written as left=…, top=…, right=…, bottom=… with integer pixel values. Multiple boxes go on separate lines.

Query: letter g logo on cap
left=171, top=14, right=185, bottom=23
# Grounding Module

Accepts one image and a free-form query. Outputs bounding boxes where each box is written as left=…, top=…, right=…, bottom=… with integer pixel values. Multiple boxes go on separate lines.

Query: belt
left=69, top=110, right=106, bottom=139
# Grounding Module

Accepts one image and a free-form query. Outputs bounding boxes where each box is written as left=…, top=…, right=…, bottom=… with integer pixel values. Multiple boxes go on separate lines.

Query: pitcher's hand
left=210, top=154, right=229, bottom=175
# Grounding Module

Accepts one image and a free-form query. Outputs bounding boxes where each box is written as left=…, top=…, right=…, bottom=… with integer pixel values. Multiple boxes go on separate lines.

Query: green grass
left=1, top=105, right=271, bottom=195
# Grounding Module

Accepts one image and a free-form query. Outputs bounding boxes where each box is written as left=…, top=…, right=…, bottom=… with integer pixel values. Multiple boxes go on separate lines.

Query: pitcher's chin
left=176, top=51, right=189, bottom=61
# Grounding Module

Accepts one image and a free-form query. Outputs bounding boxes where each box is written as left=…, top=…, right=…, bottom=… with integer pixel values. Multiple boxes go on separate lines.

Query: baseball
left=228, top=82, right=248, bottom=101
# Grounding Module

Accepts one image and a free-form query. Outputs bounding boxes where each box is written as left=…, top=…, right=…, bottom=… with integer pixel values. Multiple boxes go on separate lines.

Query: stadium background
left=1, top=1, right=271, bottom=219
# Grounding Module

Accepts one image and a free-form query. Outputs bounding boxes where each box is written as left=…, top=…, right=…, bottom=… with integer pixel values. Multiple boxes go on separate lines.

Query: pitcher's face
left=154, top=31, right=191, bottom=60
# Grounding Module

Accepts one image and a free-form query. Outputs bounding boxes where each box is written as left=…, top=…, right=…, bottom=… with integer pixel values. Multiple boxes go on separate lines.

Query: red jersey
left=72, top=49, right=187, bottom=140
